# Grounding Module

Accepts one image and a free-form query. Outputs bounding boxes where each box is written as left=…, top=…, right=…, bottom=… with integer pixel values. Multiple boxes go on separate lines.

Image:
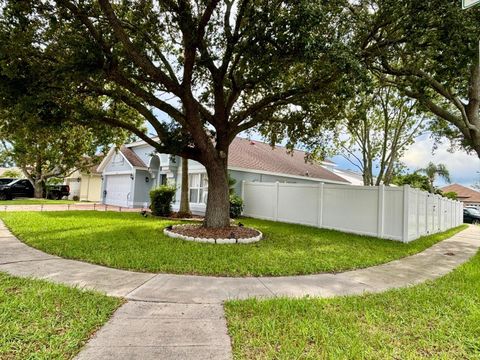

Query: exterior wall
left=132, top=169, right=154, bottom=207
left=242, top=182, right=463, bottom=242
left=229, top=169, right=320, bottom=196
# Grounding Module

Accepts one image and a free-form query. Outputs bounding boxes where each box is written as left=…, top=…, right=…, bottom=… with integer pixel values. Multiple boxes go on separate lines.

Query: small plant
left=72, top=195, right=80, bottom=202
left=230, top=194, right=243, bottom=219
left=150, top=185, right=176, bottom=216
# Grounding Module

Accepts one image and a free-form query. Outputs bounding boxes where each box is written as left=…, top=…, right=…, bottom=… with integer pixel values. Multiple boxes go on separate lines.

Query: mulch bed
left=170, top=224, right=259, bottom=240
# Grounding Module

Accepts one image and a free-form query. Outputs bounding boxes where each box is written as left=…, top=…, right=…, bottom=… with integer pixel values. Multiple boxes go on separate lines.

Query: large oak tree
left=0, top=0, right=359, bottom=227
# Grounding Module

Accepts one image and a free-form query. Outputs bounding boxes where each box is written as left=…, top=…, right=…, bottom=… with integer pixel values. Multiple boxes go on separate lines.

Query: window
left=189, top=173, right=208, bottom=204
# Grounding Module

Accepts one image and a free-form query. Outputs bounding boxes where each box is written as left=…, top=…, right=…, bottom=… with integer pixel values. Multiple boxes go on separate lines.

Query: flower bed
left=163, top=224, right=262, bottom=244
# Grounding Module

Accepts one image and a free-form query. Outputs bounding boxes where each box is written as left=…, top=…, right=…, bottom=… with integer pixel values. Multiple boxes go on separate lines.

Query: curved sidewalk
left=1, top=222, right=479, bottom=360
left=0, top=223, right=479, bottom=302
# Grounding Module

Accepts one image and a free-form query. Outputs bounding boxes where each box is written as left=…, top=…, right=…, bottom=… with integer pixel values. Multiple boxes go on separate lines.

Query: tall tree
left=0, top=0, right=358, bottom=228
left=416, top=162, right=451, bottom=193
left=332, top=84, right=424, bottom=186
left=354, top=0, right=480, bottom=157
left=0, top=115, right=124, bottom=197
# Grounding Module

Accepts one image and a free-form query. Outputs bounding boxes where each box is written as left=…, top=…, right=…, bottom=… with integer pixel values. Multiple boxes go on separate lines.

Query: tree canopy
left=330, top=83, right=425, bottom=186
left=0, top=0, right=361, bottom=227
left=353, top=0, right=480, bottom=157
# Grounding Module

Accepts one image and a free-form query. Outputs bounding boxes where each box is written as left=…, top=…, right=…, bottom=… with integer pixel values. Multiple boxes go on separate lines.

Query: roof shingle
left=440, top=184, right=480, bottom=202
left=228, top=138, right=349, bottom=183
left=120, top=146, right=147, bottom=168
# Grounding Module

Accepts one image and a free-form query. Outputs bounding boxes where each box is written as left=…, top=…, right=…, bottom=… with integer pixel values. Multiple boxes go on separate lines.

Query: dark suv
left=45, top=184, right=70, bottom=200
left=463, top=207, right=480, bottom=224
left=0, top=179, right=34, bottom=200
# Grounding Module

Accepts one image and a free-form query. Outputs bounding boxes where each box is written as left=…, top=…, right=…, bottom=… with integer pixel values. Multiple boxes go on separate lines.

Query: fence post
left=416, top=190, right=420, bottom=239
left=402, top=185, right=410, bottom=243
left=377, top=184, right=385, bottom=238
left=273, top=182, right=279, bottom=221
left=317, top=182, right=324, bottom=228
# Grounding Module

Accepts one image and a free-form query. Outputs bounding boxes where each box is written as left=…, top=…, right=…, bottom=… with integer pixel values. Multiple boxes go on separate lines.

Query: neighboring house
left=333, top=168, right=365, bottom=186
left=440, top=183, right=480, bottom=209
left=64, top=164, right=103, bottom=202
left=97, top=137, right=350, bottom=212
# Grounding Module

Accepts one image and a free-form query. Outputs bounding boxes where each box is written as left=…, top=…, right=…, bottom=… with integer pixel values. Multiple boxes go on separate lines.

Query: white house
left=97, top=137, right=351, bottom=212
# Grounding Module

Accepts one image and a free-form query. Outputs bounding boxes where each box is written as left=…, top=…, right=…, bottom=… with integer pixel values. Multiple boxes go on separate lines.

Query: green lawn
left=225, top=247, right=480, bottom=359
left=0, top=211, right=467, bottom=276
left=0, top=272, right=122, bottom=359
left=0, top=199, right=76, bottom=205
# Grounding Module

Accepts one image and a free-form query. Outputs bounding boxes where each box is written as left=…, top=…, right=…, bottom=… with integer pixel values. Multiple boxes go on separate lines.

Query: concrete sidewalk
left=0, top=222, right=479, bottom=359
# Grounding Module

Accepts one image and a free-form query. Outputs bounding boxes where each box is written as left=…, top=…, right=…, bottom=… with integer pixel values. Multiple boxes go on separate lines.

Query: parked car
left=45, top=184, right=70, bottom=200
left=463, top=207, right=480, bottom=224
left=0, top=179, right=34, bottom=200
left=0, top=178, right=16, bottom=185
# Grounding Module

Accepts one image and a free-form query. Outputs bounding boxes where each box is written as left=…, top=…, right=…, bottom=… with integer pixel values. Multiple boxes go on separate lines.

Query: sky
left=333, top=134, right=480, bottom=188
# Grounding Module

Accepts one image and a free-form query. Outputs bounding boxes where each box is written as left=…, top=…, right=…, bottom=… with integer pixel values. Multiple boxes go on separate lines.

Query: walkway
left=1, top=222, right=479, bottom=359
left=0, top=203, right=140, bottom=212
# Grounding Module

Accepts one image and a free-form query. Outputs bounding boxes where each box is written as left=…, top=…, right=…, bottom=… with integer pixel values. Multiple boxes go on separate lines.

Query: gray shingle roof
left=228, top=138, right=349, bottom=183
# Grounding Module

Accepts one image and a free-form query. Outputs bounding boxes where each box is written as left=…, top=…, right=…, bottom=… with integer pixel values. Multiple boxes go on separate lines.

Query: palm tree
left=416, top=162, right=451, bottom=193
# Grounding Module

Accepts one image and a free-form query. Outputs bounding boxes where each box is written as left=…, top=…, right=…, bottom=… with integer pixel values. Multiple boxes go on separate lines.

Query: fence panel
left=322, top=185, right=379, bottom=237
left=277, top=183, right=318, bottom=226
left=242, top=181, right=463, bottom=243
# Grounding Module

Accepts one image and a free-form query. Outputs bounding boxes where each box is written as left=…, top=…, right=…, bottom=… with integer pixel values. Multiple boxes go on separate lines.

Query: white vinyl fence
left=241, top=182, right=463, bottom=242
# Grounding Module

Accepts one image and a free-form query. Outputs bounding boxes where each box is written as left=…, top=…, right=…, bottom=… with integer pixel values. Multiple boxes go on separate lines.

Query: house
left=440, top=183, right=480, bottom=209
left=332, top=168, right=365, bottom=186
left=97, top=137, right=350, bottom=212
left=64, top=166, right=103, bottom=202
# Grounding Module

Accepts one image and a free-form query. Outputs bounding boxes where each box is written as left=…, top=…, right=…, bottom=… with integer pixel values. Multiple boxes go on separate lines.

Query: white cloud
left=401, top=136, right=480, bottom=187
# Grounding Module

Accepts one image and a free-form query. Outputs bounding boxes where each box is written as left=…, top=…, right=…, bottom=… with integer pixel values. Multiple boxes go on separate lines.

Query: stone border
left=163, top=224, right=262, bottom=244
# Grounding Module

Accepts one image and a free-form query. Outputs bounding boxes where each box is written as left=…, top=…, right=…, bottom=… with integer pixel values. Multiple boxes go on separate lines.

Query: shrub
left=150, top=185, right=176, bottom=216
left=442, top=191, right=458, bottom=200
left=230, top=194, right=243, bottom=218
left=72, top=195, right=80, bottom=202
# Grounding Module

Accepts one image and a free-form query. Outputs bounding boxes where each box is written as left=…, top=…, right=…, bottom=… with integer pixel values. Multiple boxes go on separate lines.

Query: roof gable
left=97, top=146, right=147, bottom=173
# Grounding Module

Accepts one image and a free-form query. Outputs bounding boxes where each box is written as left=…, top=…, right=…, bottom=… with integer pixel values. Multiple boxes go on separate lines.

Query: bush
left=150, top=185, right=176, bottom=216
left=230, top=194, right=243, bottom=218
left=72, top=195, right=80, bottom=202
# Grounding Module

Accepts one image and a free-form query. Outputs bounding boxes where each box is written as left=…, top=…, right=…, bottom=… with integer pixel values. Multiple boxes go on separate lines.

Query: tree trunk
left=178, top=157, right=191, bottom=216
left=33, top=179, right=45, bottom=198
left=203, top=156, right=230, bottom=228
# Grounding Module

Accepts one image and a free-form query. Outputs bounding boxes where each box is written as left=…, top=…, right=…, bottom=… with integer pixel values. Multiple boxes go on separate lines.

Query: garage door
left=105, top=175, right=132, bottom=207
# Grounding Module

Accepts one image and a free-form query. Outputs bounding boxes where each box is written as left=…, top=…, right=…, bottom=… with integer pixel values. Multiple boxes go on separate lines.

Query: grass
left=225, top=246, right=480, bottom=359
left=0, top=272, right=122, bottom=359
left=0, top=199, right=76, bottom=205
left=0, top=211, right=467, bottom=276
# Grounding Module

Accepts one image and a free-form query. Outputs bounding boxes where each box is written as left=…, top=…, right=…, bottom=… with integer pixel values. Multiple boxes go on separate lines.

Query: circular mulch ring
left=163, top=224, right=262, bottom=244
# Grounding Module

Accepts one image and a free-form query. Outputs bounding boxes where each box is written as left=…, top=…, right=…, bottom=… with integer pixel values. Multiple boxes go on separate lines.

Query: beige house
left=64, top=168, right=102, bottom=202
